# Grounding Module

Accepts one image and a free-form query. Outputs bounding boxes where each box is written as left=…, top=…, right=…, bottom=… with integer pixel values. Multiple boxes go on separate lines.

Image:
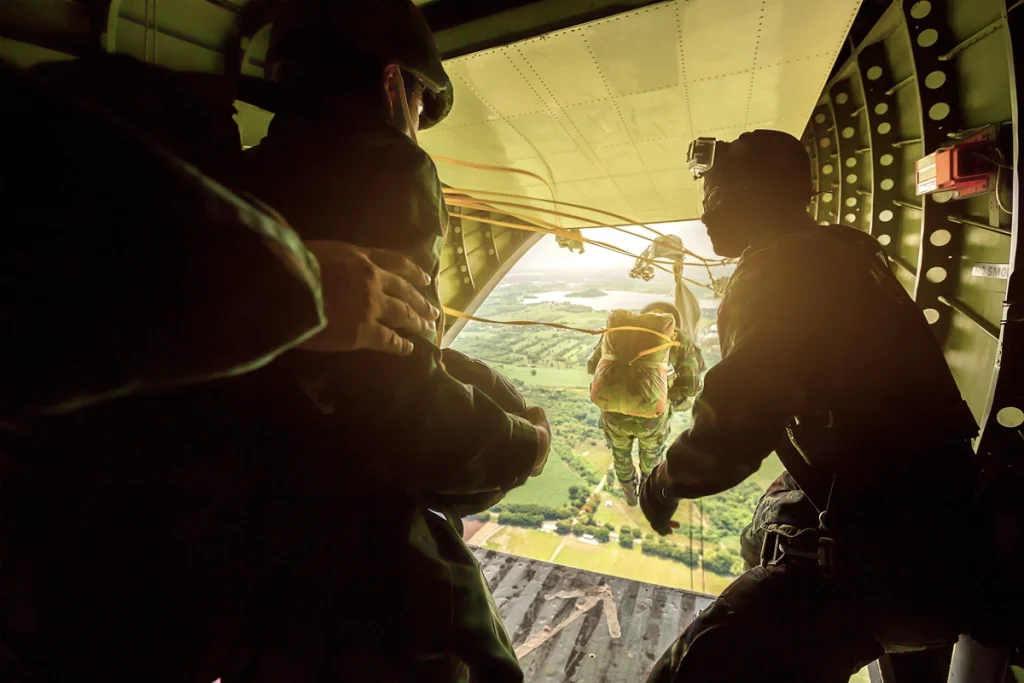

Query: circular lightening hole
left=925, top=71, right=947, bottom=89
left=842, top=126, right=855, bottom=139
left=867, top=66, right=883, bottom=81
left=880, top=178, right=895, bottom=191
left=930, top=229, right=951, bottom=246
left=822, top=192, right=834, bottom=203
left=879, top=209, right=894, bottom=222
left=926, top=266, right=947, bottom=283
left=846, top=157, right=858, bottom=168
left=846, top=173, right=858, bottom=184
left=823, top=163, right=835, bottom=174
left=815, top=113, right=826, bottom=124
left=878, top=234, right=892, bottom=246
left=996, top=407, right=1024, bottom=429
left=877, top=122, right=892, bottom=135
left=923, top=308, right=940, bottom=324
left=846, top=197, right=858, bottom=207
left=845, top=213, right=857, bottom=224
left=880, top=154, right=894, bottom=167
left=929, top=102, right=951, bottom=121
left=836, top=93, right=850, bottom=105
left=910, top=1, right=932, bottom=19
left=918, top=29, right=939, bottom=48
left=820, top=137, right=832, bottom=148
left=874, top=102, right=889, bottom=115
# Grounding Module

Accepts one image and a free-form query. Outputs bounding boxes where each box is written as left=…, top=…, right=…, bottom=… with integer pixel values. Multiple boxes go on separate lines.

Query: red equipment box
left=915, top=128, right=998, bottom=200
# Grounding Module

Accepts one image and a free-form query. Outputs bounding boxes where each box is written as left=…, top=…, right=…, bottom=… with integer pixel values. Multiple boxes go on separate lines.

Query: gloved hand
left=640, top=463, right=681, bottom=536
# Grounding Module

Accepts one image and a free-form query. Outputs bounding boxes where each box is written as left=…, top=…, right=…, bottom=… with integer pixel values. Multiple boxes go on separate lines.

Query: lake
left=523, top=290, right=719, bottom=311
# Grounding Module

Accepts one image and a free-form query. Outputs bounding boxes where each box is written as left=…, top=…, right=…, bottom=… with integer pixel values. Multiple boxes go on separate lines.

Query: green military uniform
left=646, top=222, right=990, bottom=682
left=588, top=337, right=703, bottom=485
left=3, top=59, right=324, bottom=420
left=241, top=103, right=533, bottom=682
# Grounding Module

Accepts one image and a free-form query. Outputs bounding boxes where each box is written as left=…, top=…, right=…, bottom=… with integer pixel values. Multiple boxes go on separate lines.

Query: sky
left=512, top=220, right=716, bottom=275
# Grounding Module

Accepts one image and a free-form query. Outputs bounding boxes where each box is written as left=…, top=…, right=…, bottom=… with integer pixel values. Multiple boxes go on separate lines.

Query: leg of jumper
left=646, top=564, right=883, bottom=683
left=601, top=412, right=638, bottom=484
left=636, top=409, right=673, bottom=479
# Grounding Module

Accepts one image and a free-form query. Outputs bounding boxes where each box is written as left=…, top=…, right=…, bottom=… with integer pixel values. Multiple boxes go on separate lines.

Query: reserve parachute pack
left=590, top=310, right=675, bottom=418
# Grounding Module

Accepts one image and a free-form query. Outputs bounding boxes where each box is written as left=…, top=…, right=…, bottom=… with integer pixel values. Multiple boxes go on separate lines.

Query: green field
left=503, top=449, right=585, bottom=508
left=490, top=364, right=593, bottom=388
left=453, top=279, right=776, bottom=597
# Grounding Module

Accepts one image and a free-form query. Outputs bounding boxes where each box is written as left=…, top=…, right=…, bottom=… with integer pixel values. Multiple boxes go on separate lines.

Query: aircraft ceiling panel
left=566, top=101, right=634, bottom=148
left=420, top=0, right=862, bottom=225
left=586, top=3, right=680, bottom=97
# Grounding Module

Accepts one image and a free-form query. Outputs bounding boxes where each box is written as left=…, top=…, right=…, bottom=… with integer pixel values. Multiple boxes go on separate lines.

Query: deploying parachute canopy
left=590, top=310, right=676, bottom=418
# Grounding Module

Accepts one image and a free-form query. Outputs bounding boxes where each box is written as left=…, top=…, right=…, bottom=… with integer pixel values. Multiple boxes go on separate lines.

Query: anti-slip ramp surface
left=473, top=548, right=716, bottom=683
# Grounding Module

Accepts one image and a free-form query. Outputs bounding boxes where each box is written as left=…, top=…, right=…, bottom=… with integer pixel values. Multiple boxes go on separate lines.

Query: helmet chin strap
left=393, top=68, right=419, bottom=146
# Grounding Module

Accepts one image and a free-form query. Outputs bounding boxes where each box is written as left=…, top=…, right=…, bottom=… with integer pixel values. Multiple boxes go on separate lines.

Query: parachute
left=589, top=310, right=676, bottom=418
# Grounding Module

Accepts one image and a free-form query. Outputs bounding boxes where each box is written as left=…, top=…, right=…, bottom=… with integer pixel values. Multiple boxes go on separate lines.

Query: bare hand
left=300, top=240, right=440, bottom=355
left=522, top=406, right=551, bottom=477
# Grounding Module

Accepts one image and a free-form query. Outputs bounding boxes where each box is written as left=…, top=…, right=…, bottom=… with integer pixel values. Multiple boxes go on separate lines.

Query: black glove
left=640, top=463, right=680, bottom=536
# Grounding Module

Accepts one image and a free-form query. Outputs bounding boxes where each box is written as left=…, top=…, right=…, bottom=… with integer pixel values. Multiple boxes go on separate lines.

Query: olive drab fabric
left=590, top=310, right=676, bottom=418
left=242, top=104, right=536, bottom=682
left=648, top=219, right=989, bottom=681
left=0, top=60, right=324, bottom=419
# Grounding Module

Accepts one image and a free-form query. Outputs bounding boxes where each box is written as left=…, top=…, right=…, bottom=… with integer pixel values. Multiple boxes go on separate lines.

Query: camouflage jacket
left=663, top=221, right=977, bottom=505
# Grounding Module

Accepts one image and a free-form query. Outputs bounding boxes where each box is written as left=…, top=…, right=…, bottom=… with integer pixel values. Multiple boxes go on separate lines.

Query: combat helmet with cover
left=590, top=310, right=677, bottom=418
left=237, top=0, right=453, bottom=129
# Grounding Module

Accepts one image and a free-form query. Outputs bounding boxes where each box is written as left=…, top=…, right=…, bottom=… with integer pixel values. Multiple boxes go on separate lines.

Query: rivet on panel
left=463, top=277, right=471, bottom=284
left=460, top=265, right=468, bottom=272
left=454, top=226, right=462, bottom=234
left=918, top=29, right=939, bottom=48
left=456, top=247, right=464, bottom=254
left=923, top=308, right=941, bottom=324
left=926, top=266, right=947, bottom=283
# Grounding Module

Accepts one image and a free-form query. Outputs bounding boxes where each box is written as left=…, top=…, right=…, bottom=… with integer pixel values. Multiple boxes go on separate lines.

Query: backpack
left=589, top=309, right=676, bottom=418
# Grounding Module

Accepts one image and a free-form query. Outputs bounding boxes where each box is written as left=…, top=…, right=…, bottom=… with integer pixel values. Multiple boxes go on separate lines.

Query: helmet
left=688, top=130, right=813, bottom=207
left=242, top=0, right=453, bottom=129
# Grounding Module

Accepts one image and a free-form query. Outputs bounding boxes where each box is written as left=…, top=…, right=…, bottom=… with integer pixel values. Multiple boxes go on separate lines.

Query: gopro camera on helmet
left=686, top=137, right=720, bottom=178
